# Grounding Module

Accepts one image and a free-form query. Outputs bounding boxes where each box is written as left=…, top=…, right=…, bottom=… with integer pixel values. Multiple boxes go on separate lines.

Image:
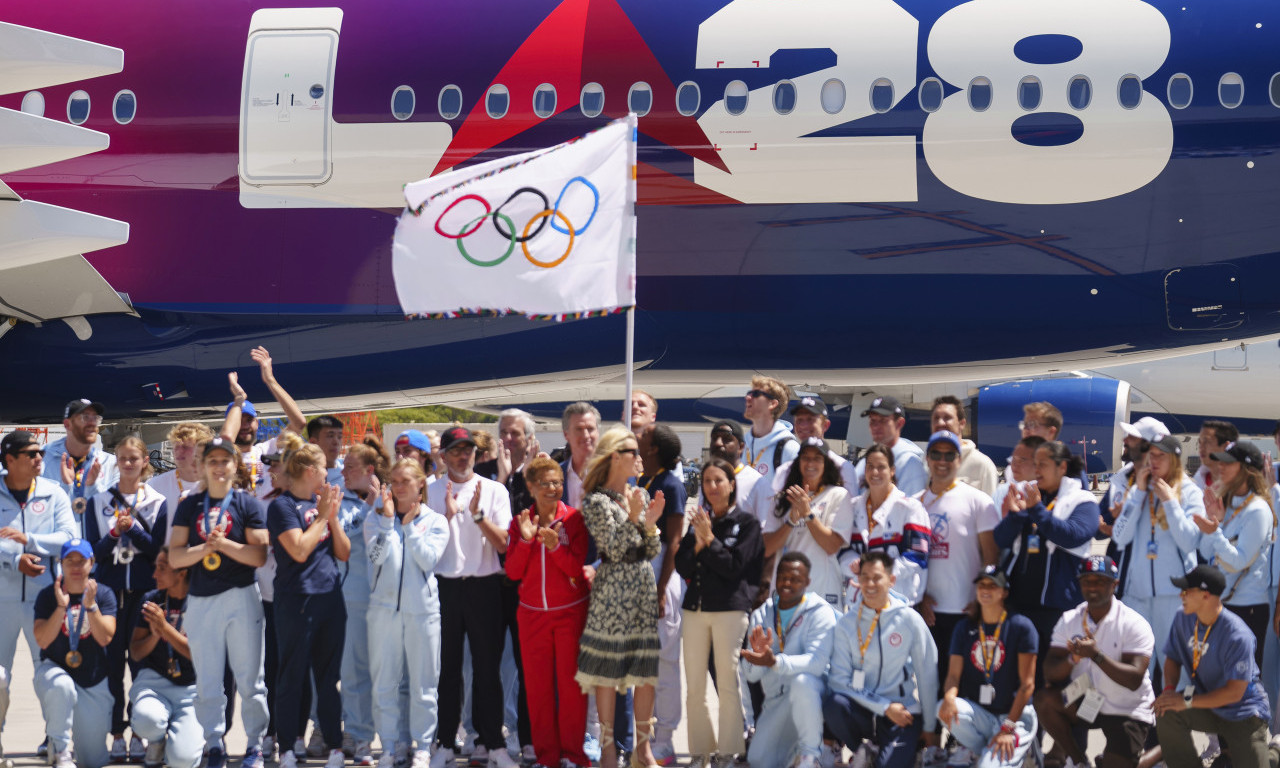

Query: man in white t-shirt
left=221, top=346, right=307, bottom=500
left=915, top=430, right=998, bottom=759
left=147, top=422, right=215, bottom=542
left=427, top=427, right=517, bottom=768
left=1036, top=556, right=1155, bottom=768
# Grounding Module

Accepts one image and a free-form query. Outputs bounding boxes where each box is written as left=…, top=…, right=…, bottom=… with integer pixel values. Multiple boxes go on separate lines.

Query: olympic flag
left=392, top=115, right=637, bottom=318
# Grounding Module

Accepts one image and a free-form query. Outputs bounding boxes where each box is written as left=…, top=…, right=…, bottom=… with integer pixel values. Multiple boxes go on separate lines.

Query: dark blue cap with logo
left=1079, top=555, right=1119, bottom=580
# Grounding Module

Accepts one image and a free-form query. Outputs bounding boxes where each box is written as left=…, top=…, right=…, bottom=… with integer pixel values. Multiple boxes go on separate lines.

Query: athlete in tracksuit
left=364, top=465, right=450, bottom=767
left=337, top=482, right=376, bottom=759
left=742, top=554, right=838, bottom=768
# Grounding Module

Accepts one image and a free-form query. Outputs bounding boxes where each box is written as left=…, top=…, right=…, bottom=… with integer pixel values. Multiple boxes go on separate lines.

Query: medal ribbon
left=67, top=599, right=86, bottom=657
left=773, top=595, right=807, bottom=653
left=164, top=595, right=184, bottom=674
left=71, top=448, right=95, bottom=500
left=979, top=611, right=1007, bottom=684
left=1192, top=619, right=1215, bottom=674
left=200, top=492, right=229, bottom=542
left=855, top=601, right=883, bottom=664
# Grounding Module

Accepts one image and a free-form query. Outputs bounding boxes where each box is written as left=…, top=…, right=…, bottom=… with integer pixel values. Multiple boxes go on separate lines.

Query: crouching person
left=936, top=566, right=1038, bottom=768
left=823, top=551, right=938, bottom=768
left=129, top=551, right=201, bottom=768
left=34, top=539, right=117, bottom=768
left=741, top=552, right=837, bottom=768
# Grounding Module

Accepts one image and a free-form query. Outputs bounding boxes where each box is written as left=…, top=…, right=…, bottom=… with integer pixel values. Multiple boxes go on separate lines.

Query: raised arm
left=252, top=346, right=306, bottom=434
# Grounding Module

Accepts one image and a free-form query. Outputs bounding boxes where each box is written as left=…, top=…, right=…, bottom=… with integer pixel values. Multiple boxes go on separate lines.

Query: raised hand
left=1022, top=481, right=1042, bottom=509
left=624, top=485, right=645, bottom=523
left=318, top=484, right=342, bottom=521
left=1204, top=491, right=1226, bottom=523
left=644, top=490, right=666, bottom=526
left=517, top=510, right=538, bottom=542
left=1192, top=512, right=1219, bottom=535
left=228, top=371, right=247, bottom=403
left=250, top=346, right=277, bottom=383
left=113, top=512, right=134, bottom=537
left=83, top=578, right=98, bottom=608
left=84, top=461, right=102, bottom=488
left=785, top=486, right=811, bottom=523
left=378, top=485, right=395, bottom=518
left=140, top=601, right=167, bottom=632
left=443, top=482, right=460, bottom=520
left=497, top=445, right=513, bottom=484
left=1152, top=476, right=1177, bottom=503
left=469, top=487, right=483, bottom=522
left=60, top=454, right=75, bottom=486
left=537, top=526, right=559, bottom=549
left=54, top=575, right=69, bottom=608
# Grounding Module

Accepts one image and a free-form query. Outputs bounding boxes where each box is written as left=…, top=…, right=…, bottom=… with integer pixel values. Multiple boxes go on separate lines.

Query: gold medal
left=65, top=651, right=82, bottom=668
left=202, top=552, right=222, bottom=570
left=72, top=498, right=87, bottom=515
left=167, top=658, right=181, bottom=678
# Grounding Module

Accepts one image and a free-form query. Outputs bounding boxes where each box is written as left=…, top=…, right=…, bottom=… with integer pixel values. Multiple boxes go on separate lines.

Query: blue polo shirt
left=1165, top=609, right=1270, bottom=722
left=949, top=612, right=1038, bottom=714
left=268, top=492, right=342, bottom=595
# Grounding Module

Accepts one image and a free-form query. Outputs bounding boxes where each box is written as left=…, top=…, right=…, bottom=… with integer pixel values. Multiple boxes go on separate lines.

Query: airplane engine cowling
left=975, top=377, right=1130, bottom=475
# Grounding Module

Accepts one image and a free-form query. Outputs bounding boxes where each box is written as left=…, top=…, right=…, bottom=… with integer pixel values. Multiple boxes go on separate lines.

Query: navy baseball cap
left=60, top=538, right=94, bottom=560
left=927, top=430, right=963, bottom=453
left=973, top=565, right=1008, bottom=589
left=225, top=401, right=257, bottom=419
left=202, top=437, right=237, bottom=458
left=861, top=396, right=905, bottom=419
left=1079, top=555, right=1119, bottom=580
left=1, top=430, right=40, bottom=455
left=709, top=420, right=744, bottom=442
left=791, top=396, right=828, bottom=418
left=1171, top=564, right=1226, bottom=597
left=64, top=399, right=104, bottom=420
left=798, top=436, right=829, bottom=454
left=1211, top=441, right=1264, bottom=469
left=1149, top=434, right=1183, bottom=457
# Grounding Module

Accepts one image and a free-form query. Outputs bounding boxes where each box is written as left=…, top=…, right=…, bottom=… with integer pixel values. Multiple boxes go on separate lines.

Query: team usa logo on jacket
left=304, top=507, right=332, bottom=542
left=29, top=500, right=46, bottom=515
left=888, top=632, right=903, bottom=647
left=61, top=606, right=92, bottom=639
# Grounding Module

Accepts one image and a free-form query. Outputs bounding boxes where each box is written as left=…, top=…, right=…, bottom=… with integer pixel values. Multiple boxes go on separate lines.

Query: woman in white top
left=762, top=437, right=854, bottom=607
left=840, top=443, right=931, bottom=607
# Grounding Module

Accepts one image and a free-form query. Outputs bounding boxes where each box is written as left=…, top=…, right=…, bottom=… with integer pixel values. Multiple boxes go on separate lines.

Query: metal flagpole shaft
left=623, top=305, right=635, bottom=430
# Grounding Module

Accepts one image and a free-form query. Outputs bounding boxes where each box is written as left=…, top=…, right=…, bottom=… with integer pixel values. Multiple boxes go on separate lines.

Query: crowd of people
left=4, top=350, right=1280, bottom=768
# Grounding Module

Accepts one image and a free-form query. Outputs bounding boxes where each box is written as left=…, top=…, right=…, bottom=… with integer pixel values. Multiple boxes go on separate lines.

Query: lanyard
left=110, top=486, right=141, bottom=520
left=1222, top=494, right=1257, bottom=529
left=1192, top=619, right=1215, bottom=674
left=164, top=594, right=184, bottom=671
left=644, top=469, right=666, bottom=494
left=978, top=612, right=1007, bottom=682
left=747, top=441, right=768, bottom=470
left=201, top=492, right=230, bottom=540
left=774, top=595, right=807, bottom=652
left=71, top=448, right=96, bottom=499
left=14, top=480, right=36, bottom=514
left=920, top=482, right=956, bottom=512
left=856, top=602, right=883, bottom=664
left=733, top=464, right=745, bottom=475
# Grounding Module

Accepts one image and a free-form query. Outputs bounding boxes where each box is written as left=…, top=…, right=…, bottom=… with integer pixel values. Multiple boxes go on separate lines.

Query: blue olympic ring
left=549, top=177, right=600, bottom=236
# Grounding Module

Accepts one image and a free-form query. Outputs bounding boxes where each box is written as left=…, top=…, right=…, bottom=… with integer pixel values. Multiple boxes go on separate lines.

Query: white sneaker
left=355, top=741, right=374, bottom=766
left=326, top=749, right=346, bottom=768
left=430, top=747, right=455, bottom=768
left=412, top=750, right=433, bottom=768
left=143, top=741, right=165, bottom=768
left=490, top=749, right=519, bottom=768
left=111, top=737, right=128, bottom=764
left=377, top=753, right=397, bottom=768
left=281, top=752, right=300, bottom=768
left=945, top=747, right=974, bottom=768
left=55, top=748, right=75, bottom=768
left=470, top=747, right=489, bottom=768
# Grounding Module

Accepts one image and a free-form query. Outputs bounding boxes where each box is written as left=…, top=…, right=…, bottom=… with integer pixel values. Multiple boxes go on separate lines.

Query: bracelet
left=1163, top=685, right=1176, bottom=692
left=1000, top=719, right=1016, bottom=734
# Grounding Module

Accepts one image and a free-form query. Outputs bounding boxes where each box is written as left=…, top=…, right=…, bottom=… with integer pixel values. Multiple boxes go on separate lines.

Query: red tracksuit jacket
left=505, top=501, right=591, bottom=609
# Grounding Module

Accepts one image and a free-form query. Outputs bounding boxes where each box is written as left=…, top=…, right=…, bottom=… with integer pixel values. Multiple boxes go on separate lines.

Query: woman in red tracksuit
left=505, top=456, right=591, bottom=768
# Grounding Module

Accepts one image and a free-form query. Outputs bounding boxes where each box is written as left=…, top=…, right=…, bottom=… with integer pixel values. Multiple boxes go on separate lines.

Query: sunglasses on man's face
left=927, top=450, right=959, bottom=462
left=745, top=389, right=772, bottom=399
left=13, top=449, right=44, bottom=459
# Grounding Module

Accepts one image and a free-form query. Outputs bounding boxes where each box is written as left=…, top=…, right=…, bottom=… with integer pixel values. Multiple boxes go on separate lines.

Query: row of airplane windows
left=18, top=72, right=1278, bottom=127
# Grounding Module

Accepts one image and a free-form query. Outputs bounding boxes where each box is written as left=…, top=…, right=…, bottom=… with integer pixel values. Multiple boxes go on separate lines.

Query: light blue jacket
left=742, top=420, right=799, bottom=491
left=41, top=438, right=118, bottom=503
left=0, top=475, right=76, bottom=603
left=1111, top=478, right=1204, bottom=598
left=1199, top=493, right=1274, bottom=606
left=364, top=504, right=450, bottom=615
left=854, top=440, right=928, bottom=497
left=744, top=591, right=838, bottom=699
left=338, top=490, right=373, bottom=602
left=829, top=593, right=939, bottom=731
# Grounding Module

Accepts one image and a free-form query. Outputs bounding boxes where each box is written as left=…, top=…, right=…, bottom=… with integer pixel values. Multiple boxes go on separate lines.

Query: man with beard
left=43, top=399, right=118, bottom=532
left=220, top=346, right=307, bottom=500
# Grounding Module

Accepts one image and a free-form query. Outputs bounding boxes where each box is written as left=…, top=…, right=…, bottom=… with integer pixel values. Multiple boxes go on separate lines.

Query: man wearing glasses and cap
left=852, top=396, right=927, bottom=496
left=0, top=430, right=76, bottom=766
left=42, top=399, right=119, bottom=531
left=768, top=397, right=856, bottom=496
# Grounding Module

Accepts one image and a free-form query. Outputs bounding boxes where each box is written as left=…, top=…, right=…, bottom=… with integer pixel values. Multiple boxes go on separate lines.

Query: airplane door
left=240, top=28, right=336, bottom=185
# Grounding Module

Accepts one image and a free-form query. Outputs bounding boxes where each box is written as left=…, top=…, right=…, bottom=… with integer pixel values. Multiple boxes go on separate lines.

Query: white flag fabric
left=393, top=115, right=637, bottom=319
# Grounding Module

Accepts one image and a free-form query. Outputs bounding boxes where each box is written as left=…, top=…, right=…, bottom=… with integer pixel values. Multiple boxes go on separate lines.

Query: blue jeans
left=822, top=693, right=922, bottom=768
left=940, top=700, right=1037, bottom=768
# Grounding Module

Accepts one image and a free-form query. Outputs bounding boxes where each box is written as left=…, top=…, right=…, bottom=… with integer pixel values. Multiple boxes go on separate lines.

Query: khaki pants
left=681, top=609, right=748, bottom=756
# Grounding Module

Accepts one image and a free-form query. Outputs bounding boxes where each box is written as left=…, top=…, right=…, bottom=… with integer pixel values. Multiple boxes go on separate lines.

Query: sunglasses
left=927, top=450, right=959, bottom=462
left=14, top=449, right=45, bottom=458
left=745, top=389, right=772, bottom=399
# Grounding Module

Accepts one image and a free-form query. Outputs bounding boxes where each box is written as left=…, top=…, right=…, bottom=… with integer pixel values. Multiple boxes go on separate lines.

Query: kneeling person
left=824, top=551, right=938, bottom=768
left=937, top=566, right=1038, bottom=768
left=1155, top=565, right=1272, bottom=768
left=741, top=552, right=838, bottom=768
left=33, top=539, right=118, bottom=768
left=129, top=551, right=203, bottom=768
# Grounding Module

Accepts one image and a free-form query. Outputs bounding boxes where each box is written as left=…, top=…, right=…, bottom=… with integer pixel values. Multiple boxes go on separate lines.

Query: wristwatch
left=805, top=512, right=816, bottom=522
left=1183, top=688, right=1195, bottom=709
left=85, top=603, right=99, bottom=613
left=471, top=511, right=484, bottom=523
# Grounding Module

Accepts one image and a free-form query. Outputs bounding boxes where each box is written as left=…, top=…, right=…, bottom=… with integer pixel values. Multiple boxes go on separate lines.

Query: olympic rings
left=458, top=212, right=517, bottom=267
left=432, top=178, right=600, bottom=268
left=550, top=177, right=599, bottom=236
left=492, top=188, right=550, bottom=243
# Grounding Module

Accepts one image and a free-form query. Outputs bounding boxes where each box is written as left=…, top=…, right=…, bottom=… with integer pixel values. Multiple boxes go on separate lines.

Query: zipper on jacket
left=396, top=524, right=407, bottom=612
left=540, top=541, right=548, bottom=609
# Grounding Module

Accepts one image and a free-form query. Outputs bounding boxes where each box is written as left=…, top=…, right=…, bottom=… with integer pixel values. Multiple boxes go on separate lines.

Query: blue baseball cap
left=225, top=401, right=257, bottom=419
left=927, top=430, right=962, bottom=453
left=396, top=430, right=431, bottom=452
left=60, top=538, right=94, bottom=560
left=1079, top=555, right=1119, bottom=580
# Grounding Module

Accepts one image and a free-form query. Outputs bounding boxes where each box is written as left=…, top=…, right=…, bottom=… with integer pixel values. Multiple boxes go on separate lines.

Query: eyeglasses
left=616, top=448, right=639, bottom=456
left=14, top=449, right=44, bottom=458
left=745, top=389, right=772, bottom=400
left=1018, top=421, right=1041, bottom=431
left=535, top=479, right=564, bottom=489
left=73, top=413, right=103, bottom=424
left=927, top=450, right=959, bottom=462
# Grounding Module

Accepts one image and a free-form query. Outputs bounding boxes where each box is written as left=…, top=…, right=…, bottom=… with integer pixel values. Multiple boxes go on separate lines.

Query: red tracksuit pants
left=518, top=601, right=590, bottom=767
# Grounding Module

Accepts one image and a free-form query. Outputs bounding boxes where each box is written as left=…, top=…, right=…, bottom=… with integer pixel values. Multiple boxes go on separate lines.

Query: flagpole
left=622, top=112, right=638, bottom=432
left=623, top=306, right=635, bottom=430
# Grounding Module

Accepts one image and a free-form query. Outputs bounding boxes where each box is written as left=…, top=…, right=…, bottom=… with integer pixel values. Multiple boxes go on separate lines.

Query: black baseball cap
left=440, top=426, right=476, bottom=452
left=1079, top=555, right=1119, bottom=580
left=791, top=396, right=828, bottom=418
left=861, top=396, right=905, bottom=419
left=798, top=436, right=829, bottom=454
left=1171, top=564, right=1227, bottom=597
left=64, top=399, right=104, bottom=420
left=709, top=420, right=744, bottom=442
left=1, top=430, right=40, bottom=455
left=202, top=437, right=237, bottom=459
left=1210, top=441, right=1264, bottom=469
left=1149, top=434, right=1182, bottom=457
left=973, top=564, right=1008, bottom=589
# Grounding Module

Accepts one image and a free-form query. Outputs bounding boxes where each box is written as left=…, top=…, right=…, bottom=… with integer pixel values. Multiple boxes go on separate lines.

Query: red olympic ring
left=433, top=195, right=491, bottom=239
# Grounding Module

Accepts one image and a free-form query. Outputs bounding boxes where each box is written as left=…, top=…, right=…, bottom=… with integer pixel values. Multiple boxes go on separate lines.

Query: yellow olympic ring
left=521, top=209, right=575, bottom=269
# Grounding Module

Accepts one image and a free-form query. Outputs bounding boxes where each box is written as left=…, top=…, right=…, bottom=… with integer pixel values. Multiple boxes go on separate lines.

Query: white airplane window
left=773, top=80, right=796, bottom=115
left=725, top=80, right=748, bottom=115
left=486, top=84, right=509, bottom=119
left=391, top=86, right=415, bottom=121
left=533, top=83, right=557, bottom=118
left=870, top=78, right=894, bottom=113
left=21, top=91, right=44, bottom=117
left=1018, top=77, right=1041, bottom=111
left=1068, top=76, right=1092, bottom=110
left=628, top=82, right=652, bottom=116
left=968, top=77, right=992, bottom=112
left=580, top=82, right=604, bottom=117
left=438, top=85, right=463, bottom=120
left=1218, top=73, right=1244, bottom=109
left=1117, top=75, right=1143, bottom=110
left=1271, top=73, right=1280, bottom=107
left=1167, top=73, right=1193, bottom=109
left=676, top=81, right=700, bottom=116
left=112, top=90, right=136, bottom=124
left=67, top=89, right=90, bottom=125
left=918, top=78, right=944, bottom=113
left=821, top=78, right=845, bottom=114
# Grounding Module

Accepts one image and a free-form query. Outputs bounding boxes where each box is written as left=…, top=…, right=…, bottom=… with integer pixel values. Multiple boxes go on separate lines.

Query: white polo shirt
left=1050, top=598, right=1156, bottom=724
left=919, top=481, right=999, bottom=613
left=566, top=460, right=587, bottom=510
left=429, top=474, right=513, bottom=578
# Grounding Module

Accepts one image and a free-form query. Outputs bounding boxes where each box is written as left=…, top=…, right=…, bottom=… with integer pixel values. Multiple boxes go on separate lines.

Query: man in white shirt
left=929, top=396, right=997, bottom=497
left=559, top=403, right=600, bottom=511
left=147, top=422, right=215, bottom=539
left=1035, top=556, right=1156, bottom=768
left=427, top=427, right=516, bottom=768
left=852, top=396, right=926, bottom=495
left=706, top=421, right=760, bottom=509
left=221, top=346, right=307, bottom=499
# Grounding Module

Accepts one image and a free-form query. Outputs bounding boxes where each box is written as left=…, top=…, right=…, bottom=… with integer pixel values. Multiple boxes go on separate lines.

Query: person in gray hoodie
left=741, top=551, right=838, bottom=768
left=823, top=550, right=938, bottom=768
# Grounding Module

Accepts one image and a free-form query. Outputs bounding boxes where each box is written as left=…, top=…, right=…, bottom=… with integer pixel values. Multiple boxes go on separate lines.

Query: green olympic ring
left=456, top=212, right=517, bottom=267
